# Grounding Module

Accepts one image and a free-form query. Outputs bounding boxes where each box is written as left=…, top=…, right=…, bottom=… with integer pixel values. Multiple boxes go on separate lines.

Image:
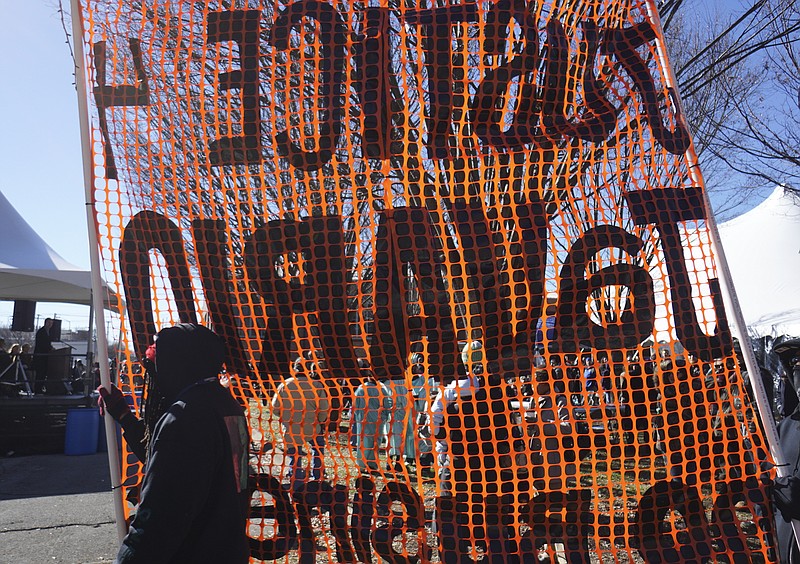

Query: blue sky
left=0, top=2, right=88, bottom=268
left=0, top=0, right=768, bottom=332
left=0, top=2, right=92, bottom=331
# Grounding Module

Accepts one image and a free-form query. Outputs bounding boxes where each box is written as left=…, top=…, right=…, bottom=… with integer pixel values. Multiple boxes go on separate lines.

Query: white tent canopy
left=0, top=190, right=115, bottom=308
left=716, top=186, right=800, bottom=338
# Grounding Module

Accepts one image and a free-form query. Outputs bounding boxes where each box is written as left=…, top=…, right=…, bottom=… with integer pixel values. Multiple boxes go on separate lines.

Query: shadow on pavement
left=0, top=453, right=113, bottom=500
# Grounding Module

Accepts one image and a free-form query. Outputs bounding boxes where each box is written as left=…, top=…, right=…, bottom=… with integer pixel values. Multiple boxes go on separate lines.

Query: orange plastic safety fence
left=77, top=0, right=777, bottom=561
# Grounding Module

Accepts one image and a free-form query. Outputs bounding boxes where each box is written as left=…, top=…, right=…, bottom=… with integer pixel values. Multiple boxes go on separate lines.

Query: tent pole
left=644, top=0, right=800, bottom=554
left=69, top=0, right=128, bottom=542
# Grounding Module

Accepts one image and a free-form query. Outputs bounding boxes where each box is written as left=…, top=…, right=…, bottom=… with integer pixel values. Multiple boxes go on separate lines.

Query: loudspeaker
left=50, top=319, right=63, bottom=342
left=11, top=300, right=36, bottom=332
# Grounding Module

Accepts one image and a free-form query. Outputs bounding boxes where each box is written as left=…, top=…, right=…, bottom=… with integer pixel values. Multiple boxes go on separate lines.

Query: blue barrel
left=65, top=408, right=100, bottom=455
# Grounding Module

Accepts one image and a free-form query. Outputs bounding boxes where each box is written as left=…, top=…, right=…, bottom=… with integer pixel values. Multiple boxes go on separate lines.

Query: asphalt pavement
left=0, top=452, right=119, bottom=563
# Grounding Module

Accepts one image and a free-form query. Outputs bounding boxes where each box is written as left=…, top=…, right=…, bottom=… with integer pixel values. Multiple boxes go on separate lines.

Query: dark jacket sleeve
left=774, top=414, right=800, bottom=520
left=115, top=403, right=222, bottom=563
left=774, top=476, right=800, bottom=521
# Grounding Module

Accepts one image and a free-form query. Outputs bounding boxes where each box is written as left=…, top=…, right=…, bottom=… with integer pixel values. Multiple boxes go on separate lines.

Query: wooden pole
left=68, top=0, right=128, bottom=542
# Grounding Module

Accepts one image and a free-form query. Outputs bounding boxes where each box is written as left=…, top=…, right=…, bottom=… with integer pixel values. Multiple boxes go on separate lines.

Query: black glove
left=773, top=476, right=800, bottom=521
left=97, top=385, right=132, bottom=423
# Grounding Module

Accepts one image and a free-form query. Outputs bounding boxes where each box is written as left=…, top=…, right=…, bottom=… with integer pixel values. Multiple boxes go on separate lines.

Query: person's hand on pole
left=98, top=384, right=132, bottom=423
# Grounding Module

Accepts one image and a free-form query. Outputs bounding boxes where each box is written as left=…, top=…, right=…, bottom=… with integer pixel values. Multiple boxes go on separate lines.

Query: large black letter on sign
left=269, top=1, right=348, bottom=171
left=244, top=217, right=361, bottom=396
left=405, top=3, right=479, bottom=159
left=357, top=8, right=396, bottom=160
left=625, top=188, right=733, bottom=361
left=119, top=211, right=197, bottom=359
left=192, top=219, right=252, bottom=379
left=555, top=225, right=655, bottom=352
left=632, top=479, right=712, bottom=563
left=521, top=490, right=594, bottom=563
left=372, top=210, right=412, bottom=379
left=443, top=196, right=549, bottom=370
left=541, top=19, right=617, bottom=144
left=350, top=476, right=377, bottom=563
left=92, top=39, right=150, bottom=179
left=384, top=207, right=460, bottom=380
left=603, top=21, right=691, bottom=155
left=248, top=473, right=297, bottom=561
left=372, top=481, right=428, bottom=564
left=244, top=221, right=302, bottom=385
left=207, top=10, right=262, bottom=165
left=470, top=0, right=544, bottom=150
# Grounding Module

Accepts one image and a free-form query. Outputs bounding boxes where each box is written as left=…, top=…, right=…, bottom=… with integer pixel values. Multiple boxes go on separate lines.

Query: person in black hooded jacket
left=114, top=323, right=250, bottom=564
left=772, top=338, right=800, bottom=563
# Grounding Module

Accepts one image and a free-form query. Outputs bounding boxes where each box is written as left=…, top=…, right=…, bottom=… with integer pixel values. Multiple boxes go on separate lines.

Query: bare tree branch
left=661, top=0, right=799, bottom=218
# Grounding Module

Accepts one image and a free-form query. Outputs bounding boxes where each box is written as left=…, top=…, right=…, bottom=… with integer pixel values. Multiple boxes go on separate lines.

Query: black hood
left=154, top=324, right=225, bottom=401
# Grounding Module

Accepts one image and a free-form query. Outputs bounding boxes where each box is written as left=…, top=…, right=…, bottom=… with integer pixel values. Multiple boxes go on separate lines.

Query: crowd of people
left=92, top=321, right=800, bottom=563
left=265, top=342, right=492, bottom=492
left=96, top=328, right=494, bottom=561
left=0, top=318, right=99, bottom=396
left=262, top=350, right=456, bottom=485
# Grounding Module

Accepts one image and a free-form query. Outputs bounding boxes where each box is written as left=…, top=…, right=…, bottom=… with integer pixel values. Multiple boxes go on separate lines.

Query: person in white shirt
left=429, top=341, right=482, bottom=496
left=411, top=363, right=436, bottom=478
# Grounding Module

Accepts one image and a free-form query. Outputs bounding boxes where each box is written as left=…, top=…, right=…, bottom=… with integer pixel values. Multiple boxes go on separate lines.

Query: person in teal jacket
left=385, top=377, right=415, bottom=471
left=351, top=371, right=392, bottom=472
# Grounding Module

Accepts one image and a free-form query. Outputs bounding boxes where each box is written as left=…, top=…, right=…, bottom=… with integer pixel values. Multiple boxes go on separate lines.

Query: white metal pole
left=68, top=0, right=128, bottom=541
left=644, top=0, right=800, bottom=554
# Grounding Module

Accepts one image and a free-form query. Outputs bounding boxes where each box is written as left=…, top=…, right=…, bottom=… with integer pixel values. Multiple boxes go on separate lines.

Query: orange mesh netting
left=77, top=0, right=777, bottom=561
